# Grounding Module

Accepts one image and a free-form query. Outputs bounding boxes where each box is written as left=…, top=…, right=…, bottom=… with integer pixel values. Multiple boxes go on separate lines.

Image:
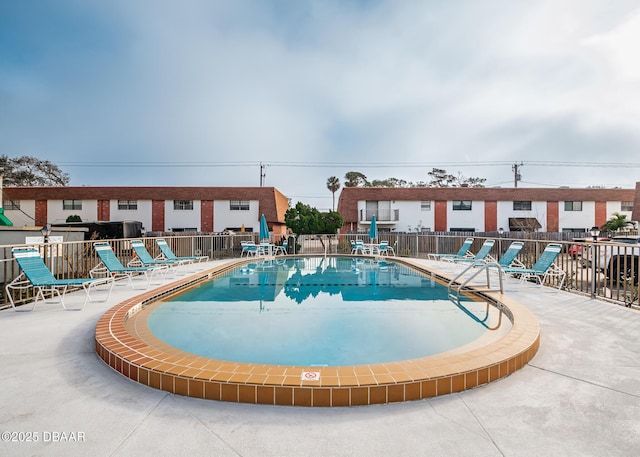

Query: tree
left=285, top=202, right=345, bottom=251
left=601, top=212, right=634, bottom=232
left=369, top=177, right=411, bottom=188
left=427, top=168, right=485, bottom=188
left=285, top=202, right=344, bottom=235
left=344, top=171, right=368, bottom=188
left=326, top=176, right=341, bottom=211
left=0, top=155, right=69, bottom=186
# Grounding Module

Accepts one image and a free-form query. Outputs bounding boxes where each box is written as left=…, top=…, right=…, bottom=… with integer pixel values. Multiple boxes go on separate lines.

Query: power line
left=58, top=160, right=640, bottom=169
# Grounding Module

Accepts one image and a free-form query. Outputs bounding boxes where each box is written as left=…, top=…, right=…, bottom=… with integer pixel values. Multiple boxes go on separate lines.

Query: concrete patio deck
left=1, top=258, right=639, bottom=457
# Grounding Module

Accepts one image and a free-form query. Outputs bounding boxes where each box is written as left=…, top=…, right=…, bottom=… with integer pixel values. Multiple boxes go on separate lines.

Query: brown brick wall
left=201, top=200, right=213, bottom=232
left=595, top=201, right=607, bottom=227
left=546, top=201, right=559, bottom=232
left=634, top=183, right=640, bottom=222
left=35, top=200, right=47, bottom=226
left=152, top=201, right=165, bottom=232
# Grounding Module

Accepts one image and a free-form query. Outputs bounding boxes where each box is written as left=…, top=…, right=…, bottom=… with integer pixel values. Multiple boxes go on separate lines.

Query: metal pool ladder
left=447, top=261, right=505, bottom=331
left=447, top=261, right=504, bottom=299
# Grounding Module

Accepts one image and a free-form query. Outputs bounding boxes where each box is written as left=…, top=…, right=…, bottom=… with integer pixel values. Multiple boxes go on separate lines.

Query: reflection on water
left=175, top=257, right=458, bottom=305
left=147, top=257, right=505, bottom=366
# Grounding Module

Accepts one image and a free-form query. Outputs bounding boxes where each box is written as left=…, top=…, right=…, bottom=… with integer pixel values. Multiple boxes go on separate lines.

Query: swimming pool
left=148, top=257, right=491, bottom=366
left=95, top=255, right=541, bottom=406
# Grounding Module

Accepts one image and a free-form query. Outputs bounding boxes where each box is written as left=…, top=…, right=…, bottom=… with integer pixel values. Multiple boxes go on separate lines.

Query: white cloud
left=2, top=0, right=640, bottom=209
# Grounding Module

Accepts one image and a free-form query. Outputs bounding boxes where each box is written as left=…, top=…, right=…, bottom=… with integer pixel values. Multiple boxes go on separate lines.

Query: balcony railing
left=360, top=209, right=399, bottom=222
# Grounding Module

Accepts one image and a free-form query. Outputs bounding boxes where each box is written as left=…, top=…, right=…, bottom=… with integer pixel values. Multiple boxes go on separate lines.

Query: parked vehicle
left=595, top=237, right=640, bottom=285
left=568, top=242, right=582, bottom=259
left=569, top=237, right=610, bottom=259
left=51, top=221, right=144, bottom=240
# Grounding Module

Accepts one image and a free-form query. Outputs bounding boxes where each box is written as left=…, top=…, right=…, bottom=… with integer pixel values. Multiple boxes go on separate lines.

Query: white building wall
left=4, top=200, right=36, bottom=227
left=496, top=201, right=548, bottom=231
left=393, top=201, right=435, bottom=232
left=47, top=199, right=98, bottom=224
left=447, top=201, right=485, bottom=232
left=558, top=201, right=595, bottom=231
left=165, top=200, right=201, bottom=231
left=605, top=202, right=633, bottom=221
left=213, top=200, right=260, bottom=232
left=110, top=200, right=153, bottom=232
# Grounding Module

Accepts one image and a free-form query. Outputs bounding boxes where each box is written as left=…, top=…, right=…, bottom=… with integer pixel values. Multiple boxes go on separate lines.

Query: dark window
left=621, top=201, right=633, bottom=212
left=450, top=227, right=475, bottom=232
left=230, top=200, right=250, bottom=211
left=173, top=200, right=194, bottom=210
left=452, top=200, right=472, bottom=211
left=513, top=201, right=532, bottom=211
left=564, top=201, right=583, bottom=211
left=63, top=200, right=82, bottom=210
left=118, top=200, right=138, bottom=210
left=3, top=200, right=20, bottom=210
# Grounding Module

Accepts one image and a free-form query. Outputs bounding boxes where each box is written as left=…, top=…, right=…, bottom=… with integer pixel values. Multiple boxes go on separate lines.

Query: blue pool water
left=147, top=257, right=492, bottom=366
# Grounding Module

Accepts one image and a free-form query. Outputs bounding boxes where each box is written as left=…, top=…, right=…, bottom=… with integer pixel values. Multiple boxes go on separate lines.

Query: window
left=3, top=200, right=20, bottom=210
left=63, top=200, right=82, bottom=210
left=450, top=227, right=475, bottom=232
left=227, top=227, right=253, bottom=233
left=452, top=200, right=472, bottom=211
left=118, top=200, right=138, bottom=210
left=513, top=201, right=532, bottom=211
left=230, top=200, right=250, bottom=211
left=421, top=201, right=431, bottom=211
left=621, top=201, right=634, bottom=212
left=173, top=200, right=193, bottom=210
left=564, top=201, right=582, bottom=211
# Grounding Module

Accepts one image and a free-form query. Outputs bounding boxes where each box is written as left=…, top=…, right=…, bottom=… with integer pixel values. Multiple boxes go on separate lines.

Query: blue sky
left=2, top=0, right=640, bottom=210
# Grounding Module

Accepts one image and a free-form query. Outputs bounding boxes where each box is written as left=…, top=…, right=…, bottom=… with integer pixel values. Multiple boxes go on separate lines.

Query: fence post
left=591, top=243, right=598, bottom=299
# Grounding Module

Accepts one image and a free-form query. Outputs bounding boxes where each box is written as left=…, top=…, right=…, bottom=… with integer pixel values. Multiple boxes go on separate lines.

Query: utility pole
left=259, top=162, right=266, bottom=187
left=512, top=162, right=523, bottom=188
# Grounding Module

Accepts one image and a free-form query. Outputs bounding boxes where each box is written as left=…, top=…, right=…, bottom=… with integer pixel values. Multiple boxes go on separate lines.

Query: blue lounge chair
left=6, top=247, right=114, bottom=311
left=500, top=243, right=565, bottom=288
left=91, top=242, right=167, bottom=289
left=428, top=237, right=474, bottom=261
left=130, top=240, right=182, bottom=268
left=449, top=239, right=495, bottom=263
left=494, top=241, right=525, bottom=269
left=156, top=238, right=208, bottom=265
left=447, top=241, right=526, bottom=290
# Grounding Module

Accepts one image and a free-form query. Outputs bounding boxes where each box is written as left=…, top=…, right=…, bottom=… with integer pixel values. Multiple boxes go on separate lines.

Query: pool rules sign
left=301, top=372, right=321, bottom=382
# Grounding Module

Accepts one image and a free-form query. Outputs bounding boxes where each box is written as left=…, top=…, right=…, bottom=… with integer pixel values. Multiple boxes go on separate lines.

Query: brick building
left=337, top=185, right=639, bottom=233
left=2, top=186, right=290, bottom=235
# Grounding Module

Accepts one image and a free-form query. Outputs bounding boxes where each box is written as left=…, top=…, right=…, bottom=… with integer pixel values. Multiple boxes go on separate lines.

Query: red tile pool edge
left=95, top=257, right=540, bottom=406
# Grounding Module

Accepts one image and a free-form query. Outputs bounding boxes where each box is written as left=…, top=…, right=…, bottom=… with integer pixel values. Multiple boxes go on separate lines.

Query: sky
left=1, top=0, right=640, bottom=211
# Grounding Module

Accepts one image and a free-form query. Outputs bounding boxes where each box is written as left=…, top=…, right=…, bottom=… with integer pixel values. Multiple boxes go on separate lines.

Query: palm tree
left=601, top=212, right=634, bottom=233
left=326, top=176, right=341, bottom=211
